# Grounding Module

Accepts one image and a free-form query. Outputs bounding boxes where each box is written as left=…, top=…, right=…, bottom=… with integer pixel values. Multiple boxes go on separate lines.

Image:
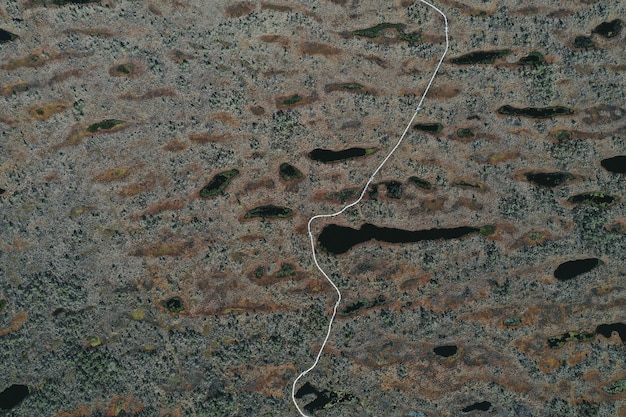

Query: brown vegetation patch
left=188, top=133, right=232, bottom=143
left=4, top=51, right=49, bottom=70
left=109, top=62, right=142, bottom=77
left=261, top=3, right=292, bottom=12
left=211, top=111, right=240, bottom=127
left=0, top=311, right=28, bottom=336
left=135, top=199, right=186, bottom=219
left=162, top=139, right=187, bottom=151
left=225, top=2, right=255, bottom=18
left=299, top=41, right=341, bottom=56
left=259, top=34, right=290, bottom=48
left=28, top=102, right=67, bottom=120
left=92, top=167, right=131, bottom=182
left=1, top=81, right=33, bottom=96
left=130, top=239, right=196, bottom=258
left=236, top=364, right=296, bottom=398
left=64, top=28, right=114, bottom=37
left=50, top=69, right=84, bottom=84
left=120, top=88, right=176, bottom=100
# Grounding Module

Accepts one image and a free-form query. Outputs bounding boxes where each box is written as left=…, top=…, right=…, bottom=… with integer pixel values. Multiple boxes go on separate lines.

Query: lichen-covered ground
left=0, top=0, right=624, bottom=416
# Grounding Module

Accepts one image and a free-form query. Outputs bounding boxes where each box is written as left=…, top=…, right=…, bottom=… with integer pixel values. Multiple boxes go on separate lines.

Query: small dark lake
left=318, top=223, right=480, bottom=254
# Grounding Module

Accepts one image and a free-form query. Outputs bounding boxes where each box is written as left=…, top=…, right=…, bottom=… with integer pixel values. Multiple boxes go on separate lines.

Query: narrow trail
left=291, top=1, right=450, bottom=416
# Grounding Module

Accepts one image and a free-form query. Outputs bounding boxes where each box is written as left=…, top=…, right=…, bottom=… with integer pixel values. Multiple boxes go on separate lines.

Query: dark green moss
left=548, top=330, right=596, bottom=348
left=568, top=192, right=618, bottom=207
left=503, top=316, right=522, bottom=327
left=244, top=205, right=293, bottom=219
left=323, top=187, right=359, bottom=202
left=592, top=19, right=623, bottom=38
left=602, top=379, right=626, bottom=395
left=161, top=296, right=184, bottom=313
left=275, top=263, right=296, bottom=278
left=387, top=181, right=404, bottom=199
left=524, top=171, right=574, bottom=187
left=254, top=266, right=265, bottom=279
left=453, top=180, right=483, bottom=189
left=279, top=163, right=304, bottom=181
left=518, top=51, right=545, bottom=66
left=353, top=22, right=404, bottom=38
left=114, top=63, right=134, bottom=74
left=573, top=36, right=594, bottom=49
left=199, top=169, right=239, bottom=198
left=52, top=0, right=98, bottom=4
left=342, top=299, right=368, bottom=316
left=413, top=123, right=443, bottom=134
left=450, top=49, right=510, bottom=65
left=479, top=225, right=497, bottom=236
left=325, top=82, right=366, bottom=93
left=456, top=128, right=475, bottom=139
left=86, top=119, right=125, bottom=133
left=281, top=94, right=303, bottom=106
left=341, top=295, right=385, bottom=316
left=497, top=105, right=574, bottom=119
left=408, top=176, right=432, bottom=190
left=352, top=22, right=420, bottom=45
left=0, top=299, right=6, bottom=313
left=0, top=29, right=18, bottom=43
left=552, top=129, right=572, bottom=142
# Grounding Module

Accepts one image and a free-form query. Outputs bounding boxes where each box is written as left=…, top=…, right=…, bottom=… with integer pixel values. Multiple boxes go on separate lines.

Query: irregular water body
left=318, top=223, right=480, bottom=255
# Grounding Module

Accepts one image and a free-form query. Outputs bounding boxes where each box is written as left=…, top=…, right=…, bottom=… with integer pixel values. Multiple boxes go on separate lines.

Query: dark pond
left=450, top=49, right=510, bottom=64
left=600, top=156, right=626, bottom=173
left=308, top=147, right=375, bottom=163
left=433, top=345, right=458, bottom=357
left=497, top=105, right=574, bottom=118
left=524, top=171, right=573, bottom=187
left=462, top=401, right=492, bottom=412
left=318, top=223, right=479, bottom=255
left=554, top=258, right=601, bottom=281
left=0, top=384, right=29, bottom=410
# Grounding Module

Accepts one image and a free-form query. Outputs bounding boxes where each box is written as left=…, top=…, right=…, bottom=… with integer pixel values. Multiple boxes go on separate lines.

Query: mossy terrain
left=449, top=49, right=510, bottom=64
left=199, top=169, right=239, bottom=197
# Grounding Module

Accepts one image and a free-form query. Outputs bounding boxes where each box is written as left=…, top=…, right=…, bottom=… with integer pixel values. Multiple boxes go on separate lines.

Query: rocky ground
left=0, top=0, right=624, bottom=416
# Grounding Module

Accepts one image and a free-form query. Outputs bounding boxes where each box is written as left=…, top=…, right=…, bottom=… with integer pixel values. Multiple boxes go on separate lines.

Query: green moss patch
left=275, top=263, right=296, bottom=278
left=456, top=128, right=475, bottom=139
left=341, top=295, right=385, bottom=316
left=592, top=19, right=623, bottom=38
left=244, top=205, right=292, bottom=219
left=568, top=192, right=618, bottom=207
left=603, top=379, right=626, bottom=395
left=323, top=187, right=359, bottom=202
left=497, top=105, right=574, bottom=119
left=573, top=36, right=594, bottom=49
left=86, top=119, right=126, bottom=133
left=352, top=22, right=421, bottom=45
left=517, top=51, right=545, bottom=66
left=547, top=330, right=596, bottom=348
left=161, top=296, right=185, bottom=313
left=450, top=49, right=510, bottom=65
left=325, top=83, right=370, bottom=94
left=413, top=123, right=443, bottom=134
left=408, top=176, right=432, bottom=190
left=279, top=163, right=304, bottom=181
left=199, top=169, right=239, bottom=198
